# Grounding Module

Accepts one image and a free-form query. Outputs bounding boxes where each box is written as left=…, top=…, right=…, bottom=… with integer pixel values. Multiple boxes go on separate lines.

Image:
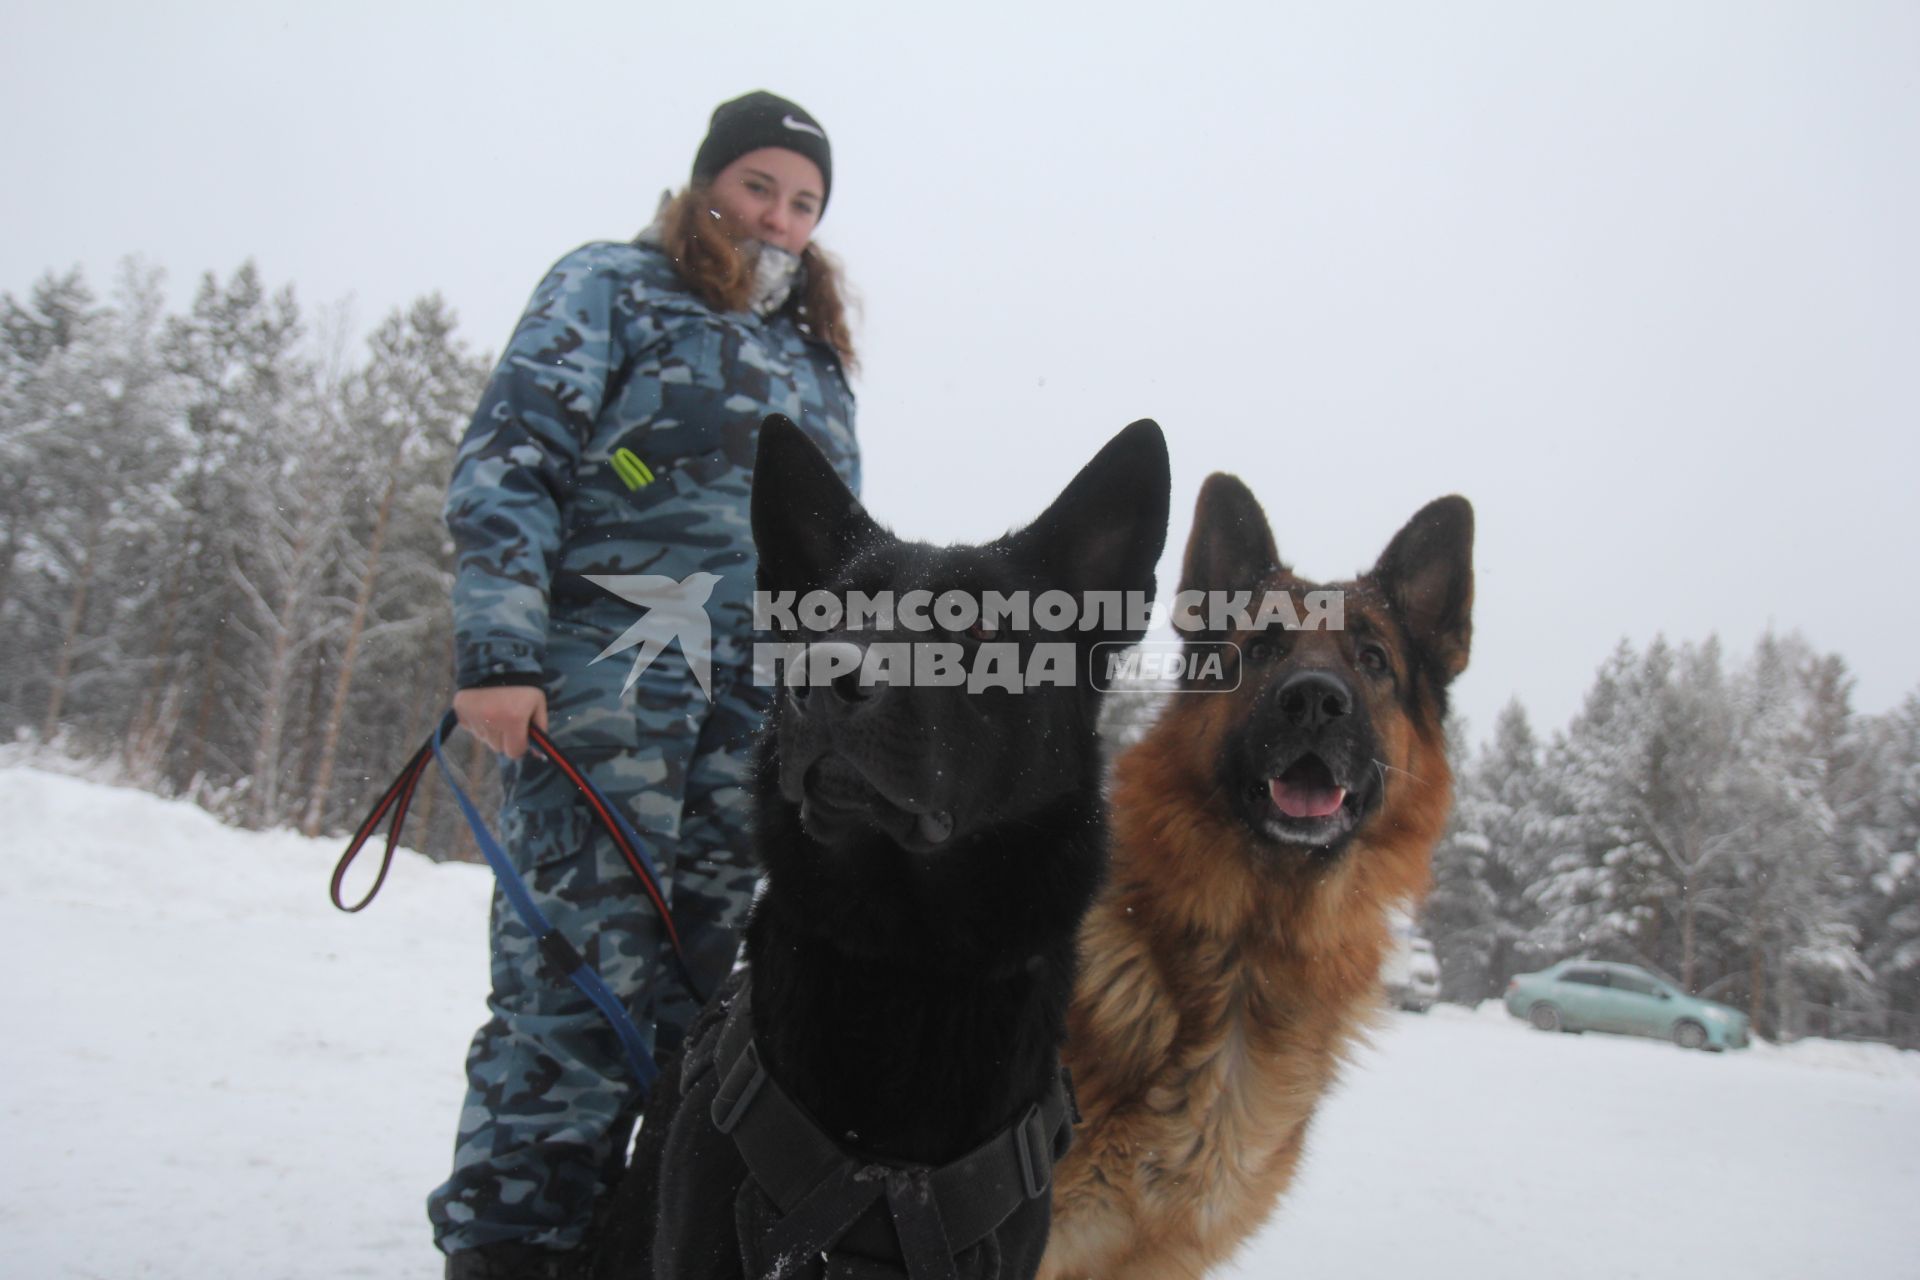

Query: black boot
left=444, top=1240, right=586, bottom=1280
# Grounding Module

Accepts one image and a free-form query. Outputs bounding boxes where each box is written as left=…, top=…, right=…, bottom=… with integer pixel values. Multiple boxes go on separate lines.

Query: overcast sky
left=4, top=0, right=1916, bottom=743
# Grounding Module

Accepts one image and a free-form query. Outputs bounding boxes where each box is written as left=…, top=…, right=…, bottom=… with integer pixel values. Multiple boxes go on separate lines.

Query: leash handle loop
left=328, top=712, right=450, bottom=912
left=328, top=711, right=704, bottom=1002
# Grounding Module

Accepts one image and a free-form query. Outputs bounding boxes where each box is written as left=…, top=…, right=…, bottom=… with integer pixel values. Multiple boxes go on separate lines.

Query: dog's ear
left=1179, top=472, right=1282, bottom=608
left=1371, top=495, right=1474, bottom=683
left=752, top=415, right=883, bottom=599
left=1016, top=419, right=1171, bottom=641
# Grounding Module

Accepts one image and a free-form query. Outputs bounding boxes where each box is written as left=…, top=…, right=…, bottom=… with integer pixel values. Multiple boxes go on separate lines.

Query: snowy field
left=3, top=764, right=1916, bottom=1279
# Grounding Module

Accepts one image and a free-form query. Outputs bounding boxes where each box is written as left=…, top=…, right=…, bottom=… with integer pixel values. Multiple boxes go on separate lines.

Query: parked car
left=1382, top=922, right=1441, bottom=1013
left=1504, top=960, right=1750, bottom=1051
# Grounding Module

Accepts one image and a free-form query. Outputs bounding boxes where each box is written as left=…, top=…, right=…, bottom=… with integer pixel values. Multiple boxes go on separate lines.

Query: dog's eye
left=1358, top=643, right=1390, bottom=675
left=1244, top=635, right=1281, bottom=663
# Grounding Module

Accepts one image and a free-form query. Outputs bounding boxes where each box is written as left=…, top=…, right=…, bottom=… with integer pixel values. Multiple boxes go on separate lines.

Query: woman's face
left=706, top=147, right=825, bottom=256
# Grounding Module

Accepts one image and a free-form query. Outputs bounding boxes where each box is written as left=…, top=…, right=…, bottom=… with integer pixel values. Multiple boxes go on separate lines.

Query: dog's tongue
left=1269, top=777, right=1347, bottom=820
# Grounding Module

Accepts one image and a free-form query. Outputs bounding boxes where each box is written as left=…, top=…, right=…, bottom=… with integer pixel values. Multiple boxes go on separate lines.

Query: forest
left=6, top=258, right=1916, bottom=1049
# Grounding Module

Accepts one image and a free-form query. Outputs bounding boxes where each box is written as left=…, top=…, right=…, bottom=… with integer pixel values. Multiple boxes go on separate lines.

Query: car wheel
left=1528, top=1002, right=1563, bottom=1033
left=1673, top=1020, right=1709, bottom=1051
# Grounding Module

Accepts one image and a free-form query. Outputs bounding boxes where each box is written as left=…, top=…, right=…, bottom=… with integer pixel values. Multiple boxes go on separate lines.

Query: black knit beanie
left=691, top=91, right=833, bottom=211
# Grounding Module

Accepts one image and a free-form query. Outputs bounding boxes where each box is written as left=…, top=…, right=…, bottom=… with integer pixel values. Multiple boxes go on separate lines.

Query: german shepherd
left=599, top=416, right=1170, bottom=1279
left=1038, top=478, right=1474, bottom=1280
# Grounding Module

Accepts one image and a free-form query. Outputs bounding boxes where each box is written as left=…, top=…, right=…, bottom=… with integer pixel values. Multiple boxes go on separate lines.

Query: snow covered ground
left=3, top=764, right=1916, bottom=1278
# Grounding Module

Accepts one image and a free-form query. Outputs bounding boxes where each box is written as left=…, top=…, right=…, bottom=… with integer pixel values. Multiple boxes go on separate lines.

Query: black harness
left=682, top=978, right=1076, bottom=1280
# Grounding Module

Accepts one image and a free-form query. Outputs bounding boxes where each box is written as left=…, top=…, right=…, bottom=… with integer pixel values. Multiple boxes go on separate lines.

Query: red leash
left=330, top=709, right=699, bottom=993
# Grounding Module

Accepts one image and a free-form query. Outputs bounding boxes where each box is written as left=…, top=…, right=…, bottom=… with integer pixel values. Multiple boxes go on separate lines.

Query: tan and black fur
left=1040, top=478, right=1474, bottom=1280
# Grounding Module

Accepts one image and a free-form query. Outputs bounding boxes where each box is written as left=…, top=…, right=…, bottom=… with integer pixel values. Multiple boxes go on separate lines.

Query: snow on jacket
left=445, top=239, right=860, bottom=689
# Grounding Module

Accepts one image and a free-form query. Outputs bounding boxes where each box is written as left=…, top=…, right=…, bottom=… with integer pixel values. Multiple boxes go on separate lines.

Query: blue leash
left=426, top=715, right=660, bottom=1095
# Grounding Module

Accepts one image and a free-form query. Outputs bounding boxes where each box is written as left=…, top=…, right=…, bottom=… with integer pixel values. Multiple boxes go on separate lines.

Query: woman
left=430, top=90, right=860, bottom=1279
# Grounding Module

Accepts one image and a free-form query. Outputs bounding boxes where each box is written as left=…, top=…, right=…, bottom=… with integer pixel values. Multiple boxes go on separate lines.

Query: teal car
left=1504, top=960, right=1750, bottom=1051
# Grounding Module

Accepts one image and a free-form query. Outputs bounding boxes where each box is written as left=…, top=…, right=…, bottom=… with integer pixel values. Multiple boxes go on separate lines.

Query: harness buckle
left=1013, top=1102, right=1050, bottom=1201
left=711, top=1040, right=769, bottom=1136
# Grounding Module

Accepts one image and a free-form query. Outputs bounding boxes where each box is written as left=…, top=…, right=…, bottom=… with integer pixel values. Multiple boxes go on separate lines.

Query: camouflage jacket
left=445, top=240, right=860, bottom=689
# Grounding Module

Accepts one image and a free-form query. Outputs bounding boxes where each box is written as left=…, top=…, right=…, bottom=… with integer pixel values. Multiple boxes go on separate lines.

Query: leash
left=330, top=709, right=710, bottom=1094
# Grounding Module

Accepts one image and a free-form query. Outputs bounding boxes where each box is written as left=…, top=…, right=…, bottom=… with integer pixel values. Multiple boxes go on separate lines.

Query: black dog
left=596, top=415, right=1169, bottom=1279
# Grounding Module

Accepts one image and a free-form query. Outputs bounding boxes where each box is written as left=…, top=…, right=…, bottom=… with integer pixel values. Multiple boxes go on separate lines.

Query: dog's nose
left=783, top=640, right=876, bottom=716
left=830, top=663, right=873, bottom=704
left=1277, top=671, right=1353, bottom=731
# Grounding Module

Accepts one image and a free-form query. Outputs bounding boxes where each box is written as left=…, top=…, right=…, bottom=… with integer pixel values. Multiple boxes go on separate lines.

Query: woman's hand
left=453, top=685, right=549, bottom=759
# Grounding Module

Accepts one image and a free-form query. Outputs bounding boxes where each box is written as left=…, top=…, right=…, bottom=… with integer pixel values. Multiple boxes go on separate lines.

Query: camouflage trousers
left=428, top=630, right=769, bottom=1255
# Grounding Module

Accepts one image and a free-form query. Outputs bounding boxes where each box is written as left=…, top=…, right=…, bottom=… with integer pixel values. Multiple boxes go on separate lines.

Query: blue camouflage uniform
left=429, top=237, right=859, bottom=1254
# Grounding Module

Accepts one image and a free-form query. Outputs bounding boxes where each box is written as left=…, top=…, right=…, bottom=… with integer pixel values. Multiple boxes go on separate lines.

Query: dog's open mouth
left=1259, top=751, right=1362, bottom=846
left=1269, top=753, right=1347, bottom=819
left=799, top=755, right=956, bottom=850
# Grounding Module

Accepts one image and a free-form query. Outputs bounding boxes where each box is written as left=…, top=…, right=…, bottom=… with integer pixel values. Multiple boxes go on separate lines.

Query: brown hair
left=654, top=183, right=858, bottom=373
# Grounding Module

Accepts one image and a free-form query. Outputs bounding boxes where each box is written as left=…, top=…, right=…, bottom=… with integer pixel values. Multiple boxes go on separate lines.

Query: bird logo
left=583, top=572, right=723, bottom=700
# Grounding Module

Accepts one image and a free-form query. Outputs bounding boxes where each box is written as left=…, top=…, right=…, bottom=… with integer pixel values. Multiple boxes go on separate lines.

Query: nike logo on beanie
left=693, top=91, right=834, bottom=211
